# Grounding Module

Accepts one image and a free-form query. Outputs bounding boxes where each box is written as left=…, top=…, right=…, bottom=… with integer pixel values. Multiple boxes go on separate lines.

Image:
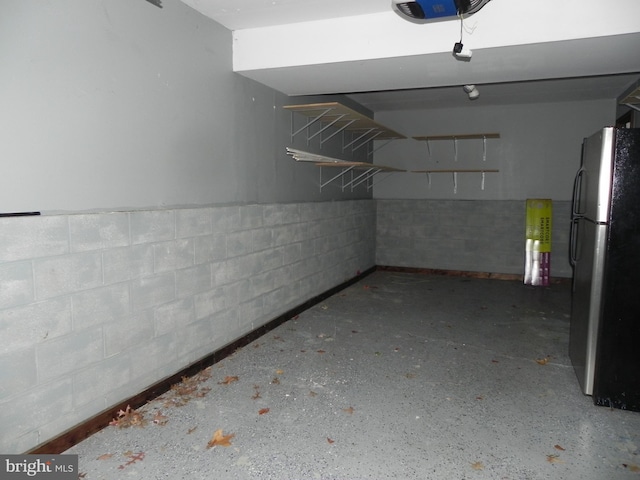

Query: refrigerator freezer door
left=573, top=128, right=615, bottom=223
left=569, top=218, right=608, bottom=395
left=592, top=128, right=640, bottom=410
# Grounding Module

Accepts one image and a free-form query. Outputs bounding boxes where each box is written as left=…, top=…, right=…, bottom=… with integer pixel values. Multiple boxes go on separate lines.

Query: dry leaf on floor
left=252, top=385, right=262, bottom=399
left=218, top=375, right=239, bottom=385
left=546, top=454, right=563, bottom=463
left=109, top=405, right=147, bottom=428
left=309, top=391, right=318, bottom=397
left=554, top=444, right=565, bottom=451
left=327, top=437, right=335, bottom=444
left=317, top=350, right=326, bottom=354
left=153, top=411, right=168, bottom=425
left=187, top=426, right=197, bottom=434
left=97, top=453, right=113, bottom=461
left=271, top=377, right=280, bottom=385
left=342, top=407, right=355, bottom=414
left=276, top=369, right=284, bottom=375
left=258, top=408, right=270, bottom=415
left=118, top=451, right=145, bottom=470
left=536, top=357, right=550, bottom=365
left=164, top=368, right=212, bottom=406
left=471, top=461, right=484, bottom=470
left=207, top=429, right=235, bottom=448
left=624, top=463, right=640, bottom=472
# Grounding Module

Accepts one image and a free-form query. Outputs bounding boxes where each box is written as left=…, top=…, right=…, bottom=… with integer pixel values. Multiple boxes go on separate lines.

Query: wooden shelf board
left=284, top=102, right=406, bottom=140
left=413, top=169, right=499, bottom=173
left=413, top=133, right=500, bottom=141
left=316, top=161, right=405, bottom=172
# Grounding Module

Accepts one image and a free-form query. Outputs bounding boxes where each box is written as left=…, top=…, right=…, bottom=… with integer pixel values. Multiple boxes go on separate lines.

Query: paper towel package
left=524, top=199, right=552, bottom=286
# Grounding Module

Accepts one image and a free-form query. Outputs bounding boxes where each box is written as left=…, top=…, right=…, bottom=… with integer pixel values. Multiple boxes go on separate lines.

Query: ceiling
left=179, top=0, right=391, bottom=30
left=179, top=0, right=640, bottom=111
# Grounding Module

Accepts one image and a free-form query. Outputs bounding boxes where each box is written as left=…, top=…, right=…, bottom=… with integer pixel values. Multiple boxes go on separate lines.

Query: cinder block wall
left=376, top=199, right=572, bottom=278
left=0, top=200, right=375, bottom=453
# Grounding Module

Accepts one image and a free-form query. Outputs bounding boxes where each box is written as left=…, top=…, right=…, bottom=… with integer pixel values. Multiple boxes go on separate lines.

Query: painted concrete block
left=252, top=228, right=273, bottom=252
left=0, top=261, right=34, bottom=309
left=72, top=283, right=130, bottom=330
left=69, top=213, right=129, bottom=252
left=271, top=224, right=304, bottom=247
left=0, top=297, right=72, bottom=355
left=210, top=260, right=227, bottom=287
left=0, top=347, right=37, bottom=400
left=0, top=216, right=68, bottom=263
left=240, top=204, right=264, bottom=230
left=250, top=266, right=288, bottom=297
left=263, top=203, right=300, bottom=226
left=154, top=297, right=195, bottom=336
left=193, top=287, right=226, bottom=320
left=36, top=327, right=104, bottom=380
left=221, top=279, right=251, bottom=310
left=176, top=208, right=213, bottom=238
left=72, top=352, right=132, bottom=407
left=255, top=248, right=284, bottom=272
left=176, top=264, right=212, bottom=298
left=226, top=230, right=253, bottom=257
left=194, top=233, right=226, bottom=264
left=0, top=378, right=73, bottom=453
left=213, top=206, right=240, bottom=233
left=282, top=243, right=302, bottom=265
left=33, top=252, right=102, bottom=300
left=130, top=210, right=175, bottom=245
left=237, top=296, right=263, bottom=331
left=104, top=310, right=154, bottom=357
left=131, top=272, right=176, bottom=312
left=102, top=244, right=154, bottom=285
left=128, top=332, right=177, bottom=385
left=153, top=239, right=195, bottom=273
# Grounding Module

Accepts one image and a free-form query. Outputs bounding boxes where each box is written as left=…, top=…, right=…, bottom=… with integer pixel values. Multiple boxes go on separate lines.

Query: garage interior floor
left=66, top=270, right=640, bottom=479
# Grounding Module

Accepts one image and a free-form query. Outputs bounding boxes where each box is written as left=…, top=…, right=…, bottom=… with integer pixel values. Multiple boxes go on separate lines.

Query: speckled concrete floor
left=67, top=271, right=640, bottom=479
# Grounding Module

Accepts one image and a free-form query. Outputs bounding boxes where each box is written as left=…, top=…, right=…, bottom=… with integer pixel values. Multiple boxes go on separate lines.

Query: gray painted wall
left=373, top=100, right=615, bottom=201
left=373, top=100, right=616, bottom=277
left=0, top=0, right=370, bottom=214
left=376, top=199, right=571, bottom=277
left=0, top=0, right=377, bottom=453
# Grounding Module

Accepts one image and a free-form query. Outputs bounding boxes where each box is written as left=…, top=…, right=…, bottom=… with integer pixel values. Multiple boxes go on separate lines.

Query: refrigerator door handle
left=569, top=217, right=580, bottom=266
left=572, top=167, right=585, bottom=218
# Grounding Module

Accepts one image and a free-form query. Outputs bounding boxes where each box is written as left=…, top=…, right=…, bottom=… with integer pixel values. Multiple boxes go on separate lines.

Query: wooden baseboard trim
left=27, top=266, right=376, bottom=454
left=376, top=265, right=570, bottom=284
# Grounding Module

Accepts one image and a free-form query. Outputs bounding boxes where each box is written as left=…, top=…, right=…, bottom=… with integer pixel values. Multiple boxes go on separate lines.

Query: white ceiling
left=179, top=0, right=391, bottom=30
left=180, top=0, right=640, bottom=111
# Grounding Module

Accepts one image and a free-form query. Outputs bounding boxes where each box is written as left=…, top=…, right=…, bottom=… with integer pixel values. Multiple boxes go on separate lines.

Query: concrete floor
left=67, top=271, right=640, bottom=479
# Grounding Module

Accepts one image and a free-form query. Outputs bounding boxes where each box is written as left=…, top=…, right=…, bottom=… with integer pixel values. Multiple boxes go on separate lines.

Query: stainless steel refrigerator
left=569, top=127, right=640, bottom=410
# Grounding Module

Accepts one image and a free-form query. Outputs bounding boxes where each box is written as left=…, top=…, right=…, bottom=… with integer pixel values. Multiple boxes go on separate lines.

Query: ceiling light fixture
left=463, top=84, right=480, bottom=100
